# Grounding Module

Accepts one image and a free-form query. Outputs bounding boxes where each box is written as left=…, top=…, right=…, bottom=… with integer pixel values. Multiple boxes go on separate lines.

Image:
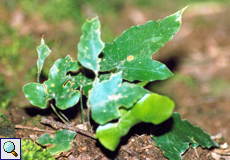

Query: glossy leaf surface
left=151, top=112, right=219, bottom=160
left=23, top=56, right=80, bottom=110
left=78, top=17, right=104, bottom=74
left=36, top=129, right=76, bottom=155
left=95, top=93, right=175, bottom=151
left=100, top=8, right=186, bottom=82
left=88, top=72, right=149, bottom=125
left=36, top=38, right=51, bottom=82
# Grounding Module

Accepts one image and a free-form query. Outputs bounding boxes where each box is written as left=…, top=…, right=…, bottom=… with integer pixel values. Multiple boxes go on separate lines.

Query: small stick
left=15, top=125, right=55, bottom=133
left=139, top=145, right=153, bottom=150
left=121, top=145, right=137, bottom=156
left=40, top=117, right=95, bottom=139
left=194, top=147, right=199, bottom=159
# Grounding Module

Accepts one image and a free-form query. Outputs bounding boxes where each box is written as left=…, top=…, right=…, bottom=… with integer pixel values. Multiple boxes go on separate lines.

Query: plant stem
left=50, top=103, right=69, bottom=125
left=59, top=111, right=70, bottom=124
left=137, top=81, right=149, bottom=87
left=80, top=87, right=85, bottom=124
left=87, top=107, right=91, bottom=133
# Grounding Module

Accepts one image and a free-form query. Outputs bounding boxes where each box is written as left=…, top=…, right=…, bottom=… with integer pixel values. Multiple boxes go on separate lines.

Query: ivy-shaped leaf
left=36, top=38, right=51, bottom=82
left=151, top=112, right=219, bottom=160
left=78, top=17, right=104, bottom=75
left=95, top=93, right=175, bottom=151
left=100, top=8, right=187, bottom=82
left=36, top=129, right=76, bottom=155
left=88, top=72, right=149, bottom=125
left=70, top=72, right=113, bottom=97
left=23, top=55, right=81, bottom=110
left=71, top=73, right=94, bottom=97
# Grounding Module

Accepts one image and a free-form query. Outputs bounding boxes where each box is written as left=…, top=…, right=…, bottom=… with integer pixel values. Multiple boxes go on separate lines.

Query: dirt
left=1, top=2, right=230, bottom=160
left=0, top=107, right=224, bottom=160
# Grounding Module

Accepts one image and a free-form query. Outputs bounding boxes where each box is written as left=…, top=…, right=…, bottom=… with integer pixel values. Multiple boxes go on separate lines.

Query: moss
left=0, top=75, right=15, bottom=110
left=21, top=139, right=55, bottom=160
left=0, top=113, right=15, bottom=138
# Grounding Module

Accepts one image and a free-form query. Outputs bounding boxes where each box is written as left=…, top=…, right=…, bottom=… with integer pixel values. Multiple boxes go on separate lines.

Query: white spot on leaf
left=108, top=93, right=122, bottom=101
left=87, top=63, right=92, bottom=66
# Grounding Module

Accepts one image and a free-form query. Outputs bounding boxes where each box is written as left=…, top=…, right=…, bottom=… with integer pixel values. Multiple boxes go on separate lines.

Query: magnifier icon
left=3, top=141, right=18, bottom=157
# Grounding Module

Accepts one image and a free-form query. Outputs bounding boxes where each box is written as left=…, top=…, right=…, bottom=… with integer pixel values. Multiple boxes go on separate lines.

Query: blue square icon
left=0, top=138, right=21, bottom=160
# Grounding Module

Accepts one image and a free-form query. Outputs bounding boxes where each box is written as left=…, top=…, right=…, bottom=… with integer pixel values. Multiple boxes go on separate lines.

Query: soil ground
left=1, top=2, right=230, bottom=160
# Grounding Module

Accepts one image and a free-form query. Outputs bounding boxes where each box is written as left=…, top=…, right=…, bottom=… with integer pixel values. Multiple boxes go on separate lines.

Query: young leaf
left=100, top=8, right=187, bottom=82
left=36, top=129, right=76, bottom=155
left=78, top=17, right=104, bottom=75
left=88, top=72, right=149, bottom=125
left=36, top=38, right=51, bottom=83
left=23, top=55, right=81, bottom=110
left=95, top=93, right=175, bottom=151
left=151, top=112, right=219, bottom=160
left=71, top=72, right=93, bottom=97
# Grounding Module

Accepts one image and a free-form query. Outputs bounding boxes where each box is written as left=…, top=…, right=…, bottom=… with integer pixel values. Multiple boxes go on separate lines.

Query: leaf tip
left=41, top=37, right=45, bottom=45
left=182, top=6, right=188, bottom=13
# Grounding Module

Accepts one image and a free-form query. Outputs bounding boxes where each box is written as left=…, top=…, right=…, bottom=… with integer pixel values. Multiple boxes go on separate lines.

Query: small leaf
left=36, top=129, right=76, bottom=155
left=36, top=38, right=51, bottom=82
left=71, top=72, right=94, bottom=97
left=95, top=93, right=175, bottom=151
left=100, top=8, right=187, bottom=82
left=78, top=17, right=104, bottom=75
left=23, top=83, right=48, bottom=109
left=151, top=112, right=219, bottom=160
left=88, top=72, right=149, bottom=125
left=23, top=55, right=81, bottom=110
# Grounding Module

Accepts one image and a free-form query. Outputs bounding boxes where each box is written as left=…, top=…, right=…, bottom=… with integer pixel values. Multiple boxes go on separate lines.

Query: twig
left=15, top=125, right=55, bottom=133
left=40, top=117, right=95, bottom=139
left=138, top=145, right=153, bottom=150
left=121, top=145, right=137, bottom=156
left=193, top=147, right=199, bottom=159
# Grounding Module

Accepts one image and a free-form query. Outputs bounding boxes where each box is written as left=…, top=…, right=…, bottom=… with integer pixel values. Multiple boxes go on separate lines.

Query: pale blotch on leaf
left=127, top=55, right=134, bottom=62
left=108, top=93, right=122, bottom=101
left=87, top=63, right=92, bottom=66
left=51, top=83, right=55, bottom=87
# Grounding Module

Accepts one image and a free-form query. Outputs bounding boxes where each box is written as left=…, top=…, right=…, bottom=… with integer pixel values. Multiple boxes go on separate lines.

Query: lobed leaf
left=36, top=129, right=76, bottom=155
left=99, top=8, right=187, bottom=82
left=23, top=55, right=81, bottom=110
left=95, top=93, right=175, bottom=151
left=36, top=38, right=51, bottom=82
left=88, top=72, right=149, bottom=125
left=70, top=72, right=94, bottom=97
left=151, top=112, right=219, bottom=160
left=78, top=17, right=104, bottom=75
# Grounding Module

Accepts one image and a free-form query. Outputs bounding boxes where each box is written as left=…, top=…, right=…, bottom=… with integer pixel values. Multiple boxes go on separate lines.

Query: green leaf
left=36, top=129, right=76, bottom=155
left=36, top=38, right=51, bottom=82
left=23, top=55, right=81, bottom=110
left=100, top=8, right=187, bottom=82
left=71, top=72, right=94, bottom=97
left=95, top=93, right=175, bottom=151
left=23, top=83, right=48, bottom=109
left=88, top=72, right=149, bottom=125
left=78, top=17, right=104, bottom=74
left=151, top=112, right=219, bottom=160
